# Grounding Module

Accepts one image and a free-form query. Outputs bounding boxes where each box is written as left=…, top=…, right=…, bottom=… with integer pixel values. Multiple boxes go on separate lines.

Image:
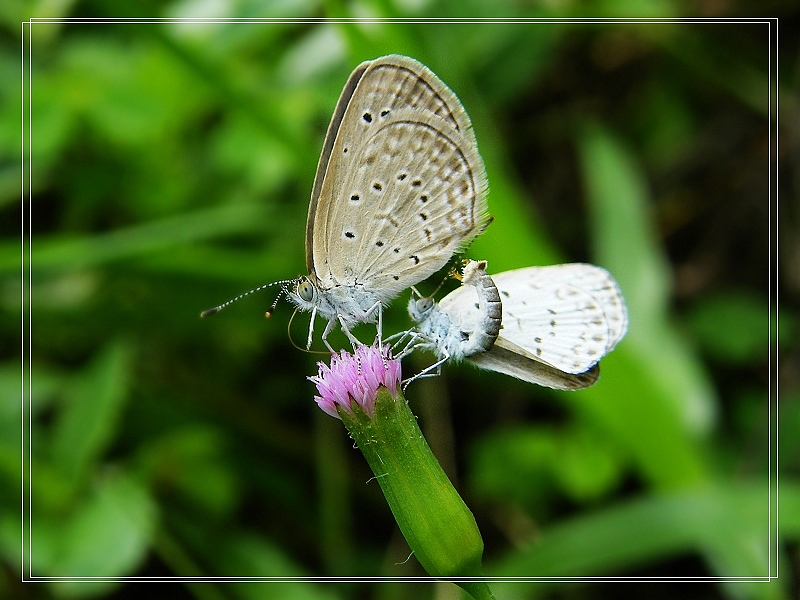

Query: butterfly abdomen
left=454, top=260, right=501, bottom=357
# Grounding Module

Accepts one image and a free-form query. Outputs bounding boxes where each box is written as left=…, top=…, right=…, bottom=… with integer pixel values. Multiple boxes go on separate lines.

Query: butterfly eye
left=415, top=298, right=433, bottom=313
left=297, top=279, right=315, bottom=302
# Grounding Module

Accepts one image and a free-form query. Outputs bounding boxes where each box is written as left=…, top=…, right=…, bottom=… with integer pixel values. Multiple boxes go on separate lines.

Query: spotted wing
left=492, top=264, right=628, bottom=374
left=307, top=55, right=489, bottom=301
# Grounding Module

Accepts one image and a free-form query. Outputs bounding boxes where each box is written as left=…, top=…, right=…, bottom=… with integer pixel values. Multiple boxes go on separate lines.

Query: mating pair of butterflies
left=203, top=54, right=628, bottom=390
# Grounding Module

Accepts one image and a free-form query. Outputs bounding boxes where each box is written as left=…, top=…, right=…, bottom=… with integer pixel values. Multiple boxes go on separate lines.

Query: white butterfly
left=203, top=55, right=490, bottom=351
left=404, top=262, right=628, bottom=390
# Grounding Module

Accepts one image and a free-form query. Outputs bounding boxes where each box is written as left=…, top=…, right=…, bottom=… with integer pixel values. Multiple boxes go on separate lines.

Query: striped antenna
left=264, top=284, right=289, bottom=318
left=200, top=279, right=294, bottom=318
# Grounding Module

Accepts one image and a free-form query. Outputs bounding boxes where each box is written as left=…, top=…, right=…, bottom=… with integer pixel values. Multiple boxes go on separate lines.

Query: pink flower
left=309, top=344, right=402, bottom=419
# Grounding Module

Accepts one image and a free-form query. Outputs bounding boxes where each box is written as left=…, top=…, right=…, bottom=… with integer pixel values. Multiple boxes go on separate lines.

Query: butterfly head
left=295, top=276, right=316, bottom=302
left=286, top=275, right=320, bottom=312
left=407, top=285, right=436, bottom=323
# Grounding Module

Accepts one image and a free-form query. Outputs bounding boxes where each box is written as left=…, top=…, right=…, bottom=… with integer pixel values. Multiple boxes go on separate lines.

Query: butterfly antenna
left=408, top=269, right=452, bottom=304
left=200, top=279, right=294, bottom=318
left=426, top=265, right=459, bottom=297
left=264, top=283, right=290, bottom=319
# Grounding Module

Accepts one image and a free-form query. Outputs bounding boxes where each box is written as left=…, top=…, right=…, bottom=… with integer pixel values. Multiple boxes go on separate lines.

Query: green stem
left=339, top=388, right=495, bottom=600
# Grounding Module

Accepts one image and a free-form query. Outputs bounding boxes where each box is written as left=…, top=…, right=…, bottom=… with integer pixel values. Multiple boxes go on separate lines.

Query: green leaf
left=215, top=534, right=341, bottom=600
left=136, top=426, right=239, bottom=517
left=490, top=482, right=799, bottom=599
left=470, top=425, right=623, bottom=508
left=48, top=472, right=157, bottom=588
left=577, top=123, right=716, bottom=474
left=50, top=342, right=132, bottom=481
left=0, top=203, right=274, bottom=275
left=685, top=290, right=791, bottom=364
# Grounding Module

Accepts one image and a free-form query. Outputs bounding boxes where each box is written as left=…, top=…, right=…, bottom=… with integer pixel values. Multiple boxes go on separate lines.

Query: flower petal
left=308, top=344, right=401, bottom=419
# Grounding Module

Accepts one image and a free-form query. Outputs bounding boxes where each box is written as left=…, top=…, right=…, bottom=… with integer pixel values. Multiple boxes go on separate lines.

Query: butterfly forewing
left=305, top=61, right=370, bottom=277
left=308, top=55, right=489, bottom=299
left=346, top=117, right=485, bottom=294
left=492, top=264, right=628, bottom=374
left=439, top=274, right=492, bottom=325
left=352, top=57, right=469, bottom=132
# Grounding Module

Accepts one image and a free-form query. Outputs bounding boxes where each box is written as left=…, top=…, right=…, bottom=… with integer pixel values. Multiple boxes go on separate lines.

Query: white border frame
left=20, top=15, right=780, bottom=586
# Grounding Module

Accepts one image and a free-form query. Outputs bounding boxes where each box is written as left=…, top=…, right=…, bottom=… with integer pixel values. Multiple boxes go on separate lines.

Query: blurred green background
left=3, top=2, right=799, bottom=599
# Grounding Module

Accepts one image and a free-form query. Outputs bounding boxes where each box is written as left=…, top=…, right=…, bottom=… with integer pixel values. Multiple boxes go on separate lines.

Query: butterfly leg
left=306, top=307, right=318, bottom=350
left=385, top=329, right=415, bottom=355
left=373, top=306, right=390, bottom=369
left=393, top=331, right=425, bottom=360
left=375, top=304, right=383, bottom=353
left=359, top=301, right=383, bottom=352
left=321, top=317, right=342, bottom=353
left=335, top=316, right=363, bottom=350
left=401, top=351, right=450, bottom=391
left=383, top=330, right=408, bottom=344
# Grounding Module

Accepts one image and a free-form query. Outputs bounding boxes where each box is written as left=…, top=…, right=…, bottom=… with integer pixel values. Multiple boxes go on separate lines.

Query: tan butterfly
left=203, top=55, right=490, bottom=352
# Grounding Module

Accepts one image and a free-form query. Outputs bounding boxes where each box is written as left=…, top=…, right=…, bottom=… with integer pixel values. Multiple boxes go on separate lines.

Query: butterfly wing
left=307, top=55, right=489, bottom=301
left=304, top=60, right=370, bottom=277
left=492, top=264, right=628, bottom=374
left=467, top=342, right=600, bottom=390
